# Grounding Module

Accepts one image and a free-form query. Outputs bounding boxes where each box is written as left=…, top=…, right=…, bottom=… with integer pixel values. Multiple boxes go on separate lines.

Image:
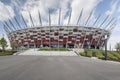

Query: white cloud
left=70, top=0, right=102, bottom=25
left=108, top=32, right=120, bottom=50
left=118, top=5, right=120, bottom=13
left=18, top=0, right=71, bottom=26
left=104, top=0, right=120, bottom=49
left=107, top=18, right=120, bottom=49
left=0, top=1, right=15, bottom=21
left=14, top=0, right=102, bottom=26
left=105, top=0, right=119, bottom=15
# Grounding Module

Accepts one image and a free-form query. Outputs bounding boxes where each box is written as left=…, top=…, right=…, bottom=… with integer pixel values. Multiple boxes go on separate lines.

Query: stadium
left=3, top=9, right=115, bottom=49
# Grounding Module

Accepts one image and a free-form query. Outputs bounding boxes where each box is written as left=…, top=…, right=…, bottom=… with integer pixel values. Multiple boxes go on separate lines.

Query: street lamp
left=104, top=35, right=108, bottom=60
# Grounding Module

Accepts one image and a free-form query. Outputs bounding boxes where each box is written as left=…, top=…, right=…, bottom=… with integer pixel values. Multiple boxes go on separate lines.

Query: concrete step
left=16, top=49, right=78, bottom=56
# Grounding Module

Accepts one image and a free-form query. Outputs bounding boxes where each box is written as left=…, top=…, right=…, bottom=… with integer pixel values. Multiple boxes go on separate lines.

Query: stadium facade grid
left=3, top=9, right=116, bottom=49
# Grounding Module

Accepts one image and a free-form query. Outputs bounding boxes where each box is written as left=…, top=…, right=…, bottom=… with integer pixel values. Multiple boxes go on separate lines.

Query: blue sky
left=0, top=0, right=120, bottom=49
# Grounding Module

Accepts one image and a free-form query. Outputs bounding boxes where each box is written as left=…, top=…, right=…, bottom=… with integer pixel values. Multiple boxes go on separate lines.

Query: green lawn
left=39, top=48, right=69, bottom=51
left=80, top=49, right=120, bottom=61
left=0, top=51, right=17, bottom=56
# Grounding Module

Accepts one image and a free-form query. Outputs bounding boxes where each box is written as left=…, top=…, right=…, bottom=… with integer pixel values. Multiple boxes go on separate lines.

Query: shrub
left=39, top=48, right=69, bottom=51
left=0, top=50, right=17, bottom=56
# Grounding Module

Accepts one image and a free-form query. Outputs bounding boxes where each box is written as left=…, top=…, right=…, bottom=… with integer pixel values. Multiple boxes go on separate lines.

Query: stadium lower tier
left=22, top=44, right=101, bottom=49
left=8, top=26, right=110, bottom=49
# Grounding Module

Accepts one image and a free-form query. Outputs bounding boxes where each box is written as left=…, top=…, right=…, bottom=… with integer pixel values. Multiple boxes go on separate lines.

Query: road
left=0, top=56, right=120, bottom=80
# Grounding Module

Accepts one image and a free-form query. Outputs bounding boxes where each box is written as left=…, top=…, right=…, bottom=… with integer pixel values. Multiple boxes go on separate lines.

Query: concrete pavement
left=0, top=56, right=120, bottom=80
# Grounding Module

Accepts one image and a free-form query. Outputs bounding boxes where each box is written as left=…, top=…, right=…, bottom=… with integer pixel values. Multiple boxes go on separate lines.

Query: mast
left=58, top=8, right=61, bottom=48
left=92, top=14, right=101, bottom=27
left=49, top=9, right=51, bottom=47
left=8, top=19, right=17, bottom=31
left=58, top=8, right=61, bottom=25
left=76, top=8, right=83, bottom=25
left=38, top=10, right=43, bottom=47
left=96, top=18, right=115, bottom=49
left=85, top=9, right=93, bottom=26
left=14, top=17, right=22, bottom=29
left=28, top=11, right=35, bottom=27
left=82, top=9, right=94, bottom=48
left=21, top=13, right=30, bottom=48
left=38, top=10, right=42, bottom=26
left=67, top=9, right=72, bottom=25
left=66, top=9, right=72, bottom=48
left=21, top=14, right=28, bottom=28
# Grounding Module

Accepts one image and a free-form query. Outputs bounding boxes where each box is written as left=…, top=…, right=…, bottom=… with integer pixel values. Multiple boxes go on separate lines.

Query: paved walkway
left=15, top=49, right=78, bottom=56
left=0, top=56, right=120, bottom=80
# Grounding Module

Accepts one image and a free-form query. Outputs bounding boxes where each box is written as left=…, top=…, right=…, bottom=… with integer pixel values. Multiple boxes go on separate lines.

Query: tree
left=11, top=41, right=17, bottom=50
left=115, top=42, right=120, bottom=52
left=0, top=38, right=8, bottom=52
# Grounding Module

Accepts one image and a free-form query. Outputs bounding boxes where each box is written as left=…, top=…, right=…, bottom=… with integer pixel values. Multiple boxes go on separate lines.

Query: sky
left=0, top=0, right=120, bottom=50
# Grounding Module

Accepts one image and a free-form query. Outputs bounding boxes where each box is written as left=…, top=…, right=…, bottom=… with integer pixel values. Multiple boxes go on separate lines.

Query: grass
left=39, top=48, right=69, bottom=51
left=94, top=50, right=104, bottom=59
left=80, top=49, right=120, bottom=61
left=107, top=51, right=120, bottom=61
left=0, top=50, right=17, bottom=56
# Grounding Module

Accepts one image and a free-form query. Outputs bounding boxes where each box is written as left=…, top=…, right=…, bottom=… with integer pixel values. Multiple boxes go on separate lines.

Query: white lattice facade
left=8, top=26, right=110, bottom=49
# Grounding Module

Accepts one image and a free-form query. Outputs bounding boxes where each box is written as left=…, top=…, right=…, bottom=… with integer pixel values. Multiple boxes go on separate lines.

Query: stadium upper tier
left=8, top=26, right=110, bottom=49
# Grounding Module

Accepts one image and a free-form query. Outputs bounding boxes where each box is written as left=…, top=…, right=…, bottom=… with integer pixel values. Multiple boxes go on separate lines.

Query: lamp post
left=104, top=35, right=108, bottom=60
